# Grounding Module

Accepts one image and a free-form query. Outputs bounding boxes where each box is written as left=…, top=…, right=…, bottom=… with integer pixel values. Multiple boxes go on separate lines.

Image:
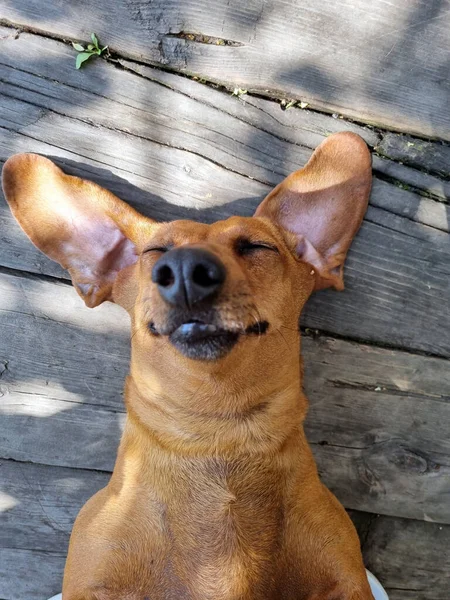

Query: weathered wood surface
left=2, top=0, right=450, bottom=140
left=2, top=24, right=450, bottom=192
left=1, top=28, right=450, bottom=357
left=1, top=11, right=450, bottom=600
left=0, top=548, right=65, bottom=600
left=304, top=337, right=450, bottom=524
left=1, top=270, right=449, bottom=524
left=363, top=515, right=450, bottom=600
left=2, top=458, right=450, bottom=599
left=0, top=270, right=128, bottom=469
left=377, top=133, right=450, bottom=179
left=0, top=460, right=108, bottom=600
left=0, top=460, right=108, bottom=553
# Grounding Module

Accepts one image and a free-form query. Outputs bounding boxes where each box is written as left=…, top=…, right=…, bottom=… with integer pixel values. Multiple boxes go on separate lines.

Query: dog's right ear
left=2, top=154, right=153, bottom=308
left=255, top=132, right=372, bottom=291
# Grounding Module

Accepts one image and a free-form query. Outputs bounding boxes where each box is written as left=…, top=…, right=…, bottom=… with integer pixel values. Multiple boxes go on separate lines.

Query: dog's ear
left=2, top=154, right=153, bottom=307
left=255, top=132, right=372, bottom=290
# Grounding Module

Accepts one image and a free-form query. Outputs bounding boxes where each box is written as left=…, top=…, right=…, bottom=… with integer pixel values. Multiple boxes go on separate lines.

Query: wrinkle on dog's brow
left=160, top=220, right=210, bottom=246
left=208, top=222, right=254, bottom=245
left=212, top=217, right=280, bottom=242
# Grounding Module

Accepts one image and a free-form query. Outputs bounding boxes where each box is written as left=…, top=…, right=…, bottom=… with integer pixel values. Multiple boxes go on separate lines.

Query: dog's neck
left=122, top=343, right=307, bottom=458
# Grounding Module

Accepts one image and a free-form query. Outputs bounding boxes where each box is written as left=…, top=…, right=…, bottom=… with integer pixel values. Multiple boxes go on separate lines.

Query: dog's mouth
left=149, top=315, right=269, bottom=361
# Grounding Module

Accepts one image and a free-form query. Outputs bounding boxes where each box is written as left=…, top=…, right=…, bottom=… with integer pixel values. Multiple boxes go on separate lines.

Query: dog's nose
left=152, top=247, right=226, bottom=308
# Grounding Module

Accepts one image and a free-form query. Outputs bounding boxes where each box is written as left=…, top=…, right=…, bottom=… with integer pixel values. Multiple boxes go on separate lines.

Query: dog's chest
left=80, top=457, right=288, bottom=600
left=159, top=457, right=285, bottom=599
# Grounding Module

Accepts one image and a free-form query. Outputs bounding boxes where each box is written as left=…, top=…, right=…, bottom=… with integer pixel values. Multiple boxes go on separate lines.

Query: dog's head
left=2, top=133, right=371, bottom=378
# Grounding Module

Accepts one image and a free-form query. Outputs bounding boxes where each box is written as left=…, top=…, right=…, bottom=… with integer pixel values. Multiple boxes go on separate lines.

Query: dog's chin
left=169, top=322, right=240, bottom=361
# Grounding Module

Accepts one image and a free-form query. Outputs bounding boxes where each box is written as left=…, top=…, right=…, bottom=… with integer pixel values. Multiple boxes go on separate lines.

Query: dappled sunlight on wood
left=0, top=491, right=18, bottom=512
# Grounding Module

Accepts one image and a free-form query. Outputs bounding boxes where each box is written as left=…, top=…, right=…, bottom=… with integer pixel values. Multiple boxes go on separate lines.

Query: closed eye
left=142, top=245, right=171, bottom=255
left=235, top=238, right=279, bottom=256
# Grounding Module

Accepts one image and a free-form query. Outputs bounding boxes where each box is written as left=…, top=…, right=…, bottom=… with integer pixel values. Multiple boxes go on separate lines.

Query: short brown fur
left=2, top=132, right=374, bottom=599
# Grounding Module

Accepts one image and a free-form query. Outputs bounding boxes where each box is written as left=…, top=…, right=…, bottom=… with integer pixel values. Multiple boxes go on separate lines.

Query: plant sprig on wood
left=72, top=33, right=108, bottom=69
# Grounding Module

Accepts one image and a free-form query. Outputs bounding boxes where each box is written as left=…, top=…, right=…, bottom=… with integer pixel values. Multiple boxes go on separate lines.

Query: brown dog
left=2, top=132, right=374, bottom=600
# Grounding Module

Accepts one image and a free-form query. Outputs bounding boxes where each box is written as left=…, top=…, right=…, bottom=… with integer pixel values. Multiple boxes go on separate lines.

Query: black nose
left=152, top=247, right=226, bottom=308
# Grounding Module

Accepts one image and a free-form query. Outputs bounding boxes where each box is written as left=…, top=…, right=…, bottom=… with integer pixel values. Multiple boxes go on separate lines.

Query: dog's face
left=2, top=133, right=371, bottom=375
left=131, top=215, right=312, bottom=363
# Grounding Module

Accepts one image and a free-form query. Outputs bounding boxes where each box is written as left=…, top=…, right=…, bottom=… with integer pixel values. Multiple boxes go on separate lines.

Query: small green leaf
left=72, top=43, right=85, bottom=51
left=76, top=52, right=94, bottom=69
left=285, top=100, right=296, bottom=110
left=87, top=44, right=94, bottom=51
left=91, top=32, right=99, bottom=47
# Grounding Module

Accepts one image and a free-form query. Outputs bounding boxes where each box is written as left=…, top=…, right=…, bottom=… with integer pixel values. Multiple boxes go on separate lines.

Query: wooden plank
left=1, top=270, right=450, bottom=523
left=303, top=335, right=450, bottom=524
left=372, top=155, right=450, bottom=203
left=0, top=459, right=109, bottom=553
left=377, top=133, right=450, bottom=179
left=305, top=339, right=450, bottom=525
left=2, top=1, right=450, bottom=140
left=363, top=515, right=450, bottom=599
left=0, top=271, right=127, bottom=470
left=2, top=26, right=448, bottom=205
left=0, top=460, right=107, bottom=600
left=1, top=29, right=450, bottom=356
left=0, top=271, right=129, bottom=410
left=120, top=60, right=450, bottom=204
left=301, top=211, right=450, bottom=357
left=0, top=548, right=64, bottom=600
left=0, top=27, right=375, bottom=190
left=121, top=60, right=450, bottom=204
left=0, top=27, right=379, bottom=147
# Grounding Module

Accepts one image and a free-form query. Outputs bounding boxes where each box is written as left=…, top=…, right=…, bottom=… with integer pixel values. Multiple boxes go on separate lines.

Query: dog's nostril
left=192, top=264, right=220, bottom=287
left=156, top=265, right=175, bottom=288
left=148, top=322, right=159, bottom=335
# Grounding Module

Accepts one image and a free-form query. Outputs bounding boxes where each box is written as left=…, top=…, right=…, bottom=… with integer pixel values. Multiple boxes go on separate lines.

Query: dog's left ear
left=2, top=154, right=153, bottom=307
left=255, top=132, right=372, bottom=290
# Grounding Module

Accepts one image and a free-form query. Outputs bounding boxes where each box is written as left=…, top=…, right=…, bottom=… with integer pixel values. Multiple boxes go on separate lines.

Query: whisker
left=276, top=327, right=292, bottom=352
left=130, top=322, right=152, bottom=342
left=247, top=308, right=266, bottom=351
left=279, top=324, right=299, bottom=333
left=249, top=308, right=261, bottom=335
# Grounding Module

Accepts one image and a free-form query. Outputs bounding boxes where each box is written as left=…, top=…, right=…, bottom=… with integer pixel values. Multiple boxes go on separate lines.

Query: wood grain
left=1, top=29, right=450, bottom=356
left=377, top=133, right=450, bottom=179
left=363, top=515, right=450, bottom=599
left=0, top=460, right=109, bottom=553
left=2, top=0, right=450, bottom=139
left=0, top=547, right=65, bottom=600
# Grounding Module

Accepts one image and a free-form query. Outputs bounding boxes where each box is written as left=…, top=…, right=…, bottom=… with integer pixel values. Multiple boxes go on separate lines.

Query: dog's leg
left=281, top=443, right=375, bottom=600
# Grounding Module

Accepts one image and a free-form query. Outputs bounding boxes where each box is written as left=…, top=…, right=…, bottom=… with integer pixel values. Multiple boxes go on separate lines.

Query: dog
left=2, top=131, right=374, bottom=600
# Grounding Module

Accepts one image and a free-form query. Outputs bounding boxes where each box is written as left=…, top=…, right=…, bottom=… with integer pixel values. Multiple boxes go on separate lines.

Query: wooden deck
left=1, top=2, right=450, bottom=598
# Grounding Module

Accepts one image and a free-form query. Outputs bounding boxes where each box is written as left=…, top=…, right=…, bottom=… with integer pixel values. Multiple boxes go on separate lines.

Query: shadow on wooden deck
left=4, top=0, right=450, bottom=138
